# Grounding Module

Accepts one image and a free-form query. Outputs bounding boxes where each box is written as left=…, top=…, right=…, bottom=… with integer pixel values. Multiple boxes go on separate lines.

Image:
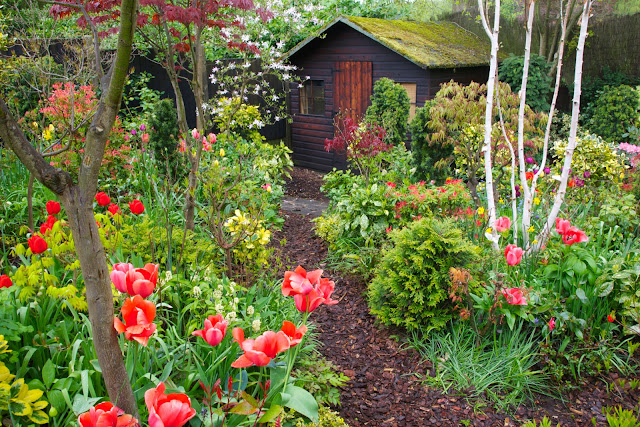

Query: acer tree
left=0, top=0, right=140, bottom=415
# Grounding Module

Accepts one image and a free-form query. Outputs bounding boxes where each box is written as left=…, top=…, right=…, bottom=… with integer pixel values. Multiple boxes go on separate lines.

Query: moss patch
left=346, top=16, right=504, bottom=68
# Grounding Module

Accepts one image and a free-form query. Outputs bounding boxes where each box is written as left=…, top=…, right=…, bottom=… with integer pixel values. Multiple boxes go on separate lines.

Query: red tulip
left=129, top=200, right=145, bottom=215
left=46, top=200, right=61, bottom=215
left=231, top=327, right=290, bottom=368
left=501, top=288, right=527, bottom=305
left=110, top=263, right=158, bottom=298
left=293, top=276, right=338, bottom=313
left=280, top=321, right=307, bottom=347
left=555, top=218, right=571, bottom=235
left=28, top=234, right=48, bottom=254
left=192, top=314, right=227, bottom=347
left=548, top=317, right=555, bottom=332
left=95, top=192, right=111, bottom=207
left=494, top=216, right=511, bottom=233
left=108, top=203, right=121, bottom=216
left=114, top=295, right=157, bottom=346
left=78, top=401, right=137, bottom=427
left=282, top=266, right=320, bottom=296
left=145, top=382, right=195, bottom=427
left=0, top=275, right=12, bottom=288
left=504, top=244, right=523, bottom=266
left=562, top=226, right=588, bottom=246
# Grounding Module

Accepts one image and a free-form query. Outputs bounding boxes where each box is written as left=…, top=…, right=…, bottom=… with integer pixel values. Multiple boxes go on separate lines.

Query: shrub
left=580, top=67, right=639, bottom=123
left=149, top=98, right=183, bottom=179
left=552, top=133, right=626, bottom=186
left=588, top=85, right=640, bottom=143
left=409, top=99, right=452, bottom=182
left=499, top=53, right=552, bottom=112
left=365, top=77, right=410, bottom=145
left=368, top=217, right=479, bottom=331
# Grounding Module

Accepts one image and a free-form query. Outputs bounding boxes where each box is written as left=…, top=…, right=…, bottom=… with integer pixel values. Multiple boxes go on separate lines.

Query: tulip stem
left=281, top=313, right=309, bottom=395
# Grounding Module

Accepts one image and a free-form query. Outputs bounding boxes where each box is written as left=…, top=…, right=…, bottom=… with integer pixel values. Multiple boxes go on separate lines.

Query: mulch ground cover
left=272, top=167, right=640, bottom=427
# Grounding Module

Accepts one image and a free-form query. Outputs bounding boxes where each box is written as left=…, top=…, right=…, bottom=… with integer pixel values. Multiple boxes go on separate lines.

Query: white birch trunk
left=478, top=0, right=501, bottom=250
left=518, top=0, right=536, bottom=249
left=533, top=0, right=593, bottom=250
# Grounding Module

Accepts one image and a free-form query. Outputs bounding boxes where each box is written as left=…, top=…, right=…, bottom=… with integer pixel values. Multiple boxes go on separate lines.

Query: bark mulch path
left=272, top=167, right=640, bottom=427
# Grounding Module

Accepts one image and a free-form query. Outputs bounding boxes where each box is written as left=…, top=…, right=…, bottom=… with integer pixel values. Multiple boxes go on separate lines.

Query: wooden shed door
left=333, top=61, right=372, bottom=120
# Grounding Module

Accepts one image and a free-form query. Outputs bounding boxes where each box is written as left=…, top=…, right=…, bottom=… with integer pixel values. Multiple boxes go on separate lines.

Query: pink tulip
left=191, top=128, right=200, bottom=140
left=562, top=226, right=589, bottom=246
left=548, top=317, right=555, bottom=332
left=192, top=314, right=227, bottom=347
left=110, top=263, right=158, bottom=298
left=504, top=244, right=523, bottom=266
left=145, top=382, right=195, bottom=427
left=113, top=295, right=156, bottom=346
left=494, top=216, right=511, bottom=232
left=502, top=287, right=527, bottom=305
left=280, top=321, right=307, bottom=347
left=78, top=401, right=136, bottom=427
left=555, top=218, right=571, bottom=235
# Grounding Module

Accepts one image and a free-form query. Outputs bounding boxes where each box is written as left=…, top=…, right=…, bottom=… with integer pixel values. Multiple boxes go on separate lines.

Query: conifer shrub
left=409, top=99, right=453, bottom=182
left=368, top=218, right=479, bottom=331
left=365, top=77, right=410, bottom=145
left=149, top=98, right=183, bottom=179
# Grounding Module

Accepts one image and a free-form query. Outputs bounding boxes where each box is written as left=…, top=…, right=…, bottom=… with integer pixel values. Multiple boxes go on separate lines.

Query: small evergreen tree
left=365, top=77, right=410, bottom=146
left=149, top=98, right=182, bottom=179
left=499, top=54, right=552, bottom=112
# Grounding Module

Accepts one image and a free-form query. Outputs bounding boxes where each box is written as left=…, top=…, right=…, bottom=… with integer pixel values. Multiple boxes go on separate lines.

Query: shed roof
left=285, top=16, right=498, bottom=69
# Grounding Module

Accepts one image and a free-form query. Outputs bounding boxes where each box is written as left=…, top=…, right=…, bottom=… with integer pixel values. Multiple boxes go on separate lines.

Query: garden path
left=272, top=167, right=639, bottom=427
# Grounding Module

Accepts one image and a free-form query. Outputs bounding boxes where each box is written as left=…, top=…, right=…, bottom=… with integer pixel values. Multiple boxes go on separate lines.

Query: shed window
left=399, top=82, right=417, bottom=120
left=300, top=80, right=325, bottom=115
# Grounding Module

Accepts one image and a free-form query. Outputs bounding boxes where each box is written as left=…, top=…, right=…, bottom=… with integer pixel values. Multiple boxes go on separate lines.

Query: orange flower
left=78, top=402, right=136, bottom=427
left=280, top=321, right=307, bottom=347
left=145, top=382, right=195, bottom=427
left=114, top=295, right=156, bottom=346
left=231, top=327, right=290, bottom=368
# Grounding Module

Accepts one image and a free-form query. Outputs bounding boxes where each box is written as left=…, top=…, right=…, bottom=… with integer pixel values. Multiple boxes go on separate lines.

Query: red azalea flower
left=145, top=382, right=195, bottom=427
left=192, top=314, right=228, bottom=347
left=110, top=263, right=158, bottom=298
left=502, top=288, right=527, bottom=305
left=231, top=327, right=290, bottom=368
left=46, top=200, right=61, bottom=215
left=78, top=401, right=137, bottom=427
left=504, top=244, right=523, bottom=266
left=280, top=321, right=307, bottom=347
left=113, top=295, right=156, bottom=346
left=95, top=192, right=111, bottom=207
left=0, top=275, right=12, bottom=288
left=28, top=234, right=48, bottom=254
left=108, top=203, right=121, bottom=216
left=128, top=200, right=145, bottom=215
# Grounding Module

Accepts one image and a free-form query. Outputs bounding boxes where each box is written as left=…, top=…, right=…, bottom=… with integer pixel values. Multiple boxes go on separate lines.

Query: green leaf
left=280, top=385, right=318, bottom=422
left=42, top=360, right=55, bottom=389
left=47, top=390, right=65, bottom=410
left=576, top=288, right=588, bottom=304
left=573, top=260, right=587, bottom=276
left=241, top=391, right=259, bottom=408
left=257, top=404, right=283, bottom=423
left=228, top=400, right=257, bottom=415
left=360, top=214, right=369, bottom=230
left=505, top=311, right=516, bottom=330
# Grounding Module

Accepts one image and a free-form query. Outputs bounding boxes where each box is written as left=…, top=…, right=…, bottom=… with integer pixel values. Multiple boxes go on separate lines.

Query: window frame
left=299, top=79, right=325, bottom=116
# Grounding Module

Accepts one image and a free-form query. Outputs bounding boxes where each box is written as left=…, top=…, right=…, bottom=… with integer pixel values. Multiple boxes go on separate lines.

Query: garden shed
left=285, top=16, right=495, bottom=171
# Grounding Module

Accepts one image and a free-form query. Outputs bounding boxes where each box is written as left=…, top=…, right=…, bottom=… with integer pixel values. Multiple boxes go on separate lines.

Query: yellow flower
left=486, top=227, right=492, bottom=234
left=42, top=129, right=53, bottom=141
left=528, top=226, right=535, bottom=232
left=532, top=239, right=538, bottom=244
left=477, top=207, right=485, bottom=215
left=48, top=124, right=55, bottom=132
left=219, top=148, right=225, bottom=157
left=533, top=197, right=540, bottom=205
left=499, top=198, right=504, bottom=204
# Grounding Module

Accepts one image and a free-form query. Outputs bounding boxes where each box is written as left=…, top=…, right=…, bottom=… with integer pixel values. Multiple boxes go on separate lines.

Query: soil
left=273, top=167, right=640, bottom=427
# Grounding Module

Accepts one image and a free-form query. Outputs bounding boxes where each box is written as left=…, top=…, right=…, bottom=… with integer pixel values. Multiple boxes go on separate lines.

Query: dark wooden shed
left=285, top=16, right=494, bottom=171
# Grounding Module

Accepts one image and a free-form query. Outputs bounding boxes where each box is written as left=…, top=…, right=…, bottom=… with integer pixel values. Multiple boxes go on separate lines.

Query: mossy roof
left=286, top=16, right=499, bottom=69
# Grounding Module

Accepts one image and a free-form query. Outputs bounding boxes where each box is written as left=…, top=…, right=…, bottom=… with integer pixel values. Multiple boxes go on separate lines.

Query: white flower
left=165, top=270, right=173, bottom=281
left=227, top=311, right=237, bottom=321
left=192, top=286, right=202, bottom=298
left=247, top=305, right=255, bottom=315
left=215, top=303, right=224, bottom=312
left=213, top=290, right=223, bottom=300
left=233, top=297, right=239, bottom=304
left=252, top=319, right=261, bottom=332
